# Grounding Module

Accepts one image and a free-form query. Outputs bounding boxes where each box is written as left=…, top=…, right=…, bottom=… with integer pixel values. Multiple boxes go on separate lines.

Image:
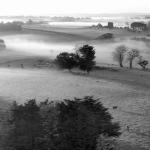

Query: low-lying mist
left=2, top=34, right=150, bottom=66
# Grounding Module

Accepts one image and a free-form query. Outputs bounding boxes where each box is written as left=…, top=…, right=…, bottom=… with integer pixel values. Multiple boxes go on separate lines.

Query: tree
left=76, top=45, right=96, bottom=73
left=138, top=56, right=149, bottom=69
left=126, top=48, right=140, bottom=68
left=55, top=96, right=121, bottom=150
left=55, top=52, right=78, bottom=72
left=39, top=100, right=59, bottom=150
left=8, top=100, right=44, bottom=150
left=112, top=45, right=128, bottom=67
left=0, top=109, right=14, bottom=150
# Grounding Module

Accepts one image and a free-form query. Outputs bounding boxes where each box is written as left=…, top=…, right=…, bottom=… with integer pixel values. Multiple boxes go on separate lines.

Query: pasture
left=0, top=29, right=150, bottom=149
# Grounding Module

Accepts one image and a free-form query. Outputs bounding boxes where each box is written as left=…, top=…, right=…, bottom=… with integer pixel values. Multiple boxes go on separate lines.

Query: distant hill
left=1, top=13, right=150, bottom=18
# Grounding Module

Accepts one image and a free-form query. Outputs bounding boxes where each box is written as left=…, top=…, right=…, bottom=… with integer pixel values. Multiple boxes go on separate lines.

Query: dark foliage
left=55, top=52, right=78, bottom=72
left=1, top=96, right=120, bottom=150
left=138, top=59, right=149, bottom=69
left=8, top=100, right=44, bottom=150
left=131, top=22, right=147, bottom=31
left=0, top=21, right=23, bottom=31
left=76, top=45, right=96, bottom=73
left=55, top=96, right=121, bottom=150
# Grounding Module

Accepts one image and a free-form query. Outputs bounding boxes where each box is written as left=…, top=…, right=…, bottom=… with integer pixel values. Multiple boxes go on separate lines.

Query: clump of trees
left=112, top=45, right=149, bottom=69
left=0, top=96, right=121, bottom=150
left=55, top=45, right=96, bottom=73
left=0, top=39, right=6, bottom=49
left=55, top=52, right=78, bottom=72
left=0, top=21, right=23, bottom=31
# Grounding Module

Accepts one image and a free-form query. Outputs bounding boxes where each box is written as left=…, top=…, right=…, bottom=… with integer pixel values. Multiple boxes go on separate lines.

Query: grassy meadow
left=0, top=28, right=150, bottom=149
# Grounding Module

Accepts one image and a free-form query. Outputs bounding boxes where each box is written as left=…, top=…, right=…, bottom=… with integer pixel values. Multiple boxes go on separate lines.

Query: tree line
left=0, top=96, right=121, bottom=150
left=112, top=45, right=149, bottom=69
left=0, top=19, right=47, bottom=31
left=54, top=44, right=149, bottom=73
left=0, top=21, right=23, bottom=31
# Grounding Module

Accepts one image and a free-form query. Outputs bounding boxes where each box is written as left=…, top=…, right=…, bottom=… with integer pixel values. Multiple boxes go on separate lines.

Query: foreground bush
left=0, top=96, right=121, bottom=150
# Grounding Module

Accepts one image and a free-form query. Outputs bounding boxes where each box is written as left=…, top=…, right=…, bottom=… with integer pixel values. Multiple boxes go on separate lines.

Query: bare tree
left=126, top=48, right=140, bottom=68
left=112, top=45, right=128, bottom=67
left=138, top=56, right=149, bottom=70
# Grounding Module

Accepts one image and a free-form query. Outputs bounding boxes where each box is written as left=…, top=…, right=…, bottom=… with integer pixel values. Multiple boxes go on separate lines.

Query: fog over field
left=1, top=33, right=150, bottom=67
left=1, top=0, right=150, bottom=149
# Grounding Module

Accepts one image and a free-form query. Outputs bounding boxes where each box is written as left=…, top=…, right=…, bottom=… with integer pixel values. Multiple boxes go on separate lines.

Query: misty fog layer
left=1, top=34, right=150, bottom=66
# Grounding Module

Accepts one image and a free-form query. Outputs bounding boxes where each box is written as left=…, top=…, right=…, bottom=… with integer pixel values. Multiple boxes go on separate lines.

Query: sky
left=1, top=0, right=150, bottom=15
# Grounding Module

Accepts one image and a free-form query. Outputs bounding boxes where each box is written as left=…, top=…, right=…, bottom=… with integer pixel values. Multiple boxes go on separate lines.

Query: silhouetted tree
left=55, top=52, right=78, bottom=72
left=8, top=100, right=43, bottom=150
left=55, top=96, right=121, bottom=150
left=126, top=48, right=140, bottom=68
left=76, top=45, right=96, bottom=73
left=112, top=45, right=128, bottom=67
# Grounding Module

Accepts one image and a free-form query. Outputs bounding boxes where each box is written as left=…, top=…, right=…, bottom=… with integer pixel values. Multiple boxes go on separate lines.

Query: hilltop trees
left=7, top=100, right=44, bottom=150
left=55, top=45, right=96, bottom=73
left=126, top=48, right=140, bottom=68
left=112, top=45, right=128, bottom=67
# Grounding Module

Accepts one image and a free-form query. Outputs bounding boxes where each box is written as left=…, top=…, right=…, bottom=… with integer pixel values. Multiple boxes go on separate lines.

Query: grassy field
left=23, top=24, right=150, bottom=39
left=0, top=29, right=150, bottom=149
